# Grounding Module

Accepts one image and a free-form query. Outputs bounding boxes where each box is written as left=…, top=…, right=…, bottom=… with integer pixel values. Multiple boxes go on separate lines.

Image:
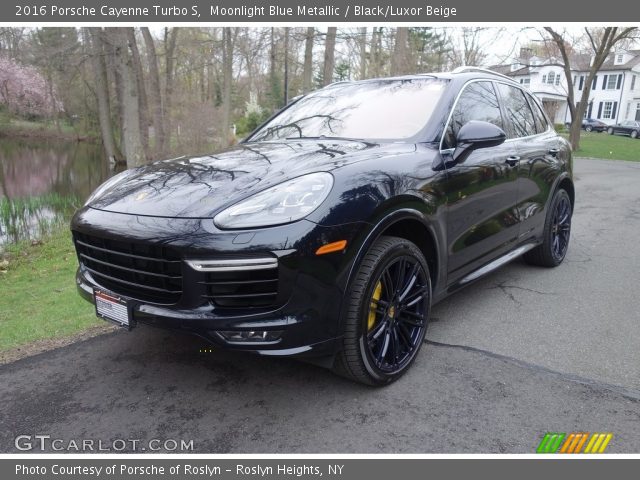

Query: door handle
left=548, top=148, right=560, bottom=157
left=505, top=156, right=520, bottom=167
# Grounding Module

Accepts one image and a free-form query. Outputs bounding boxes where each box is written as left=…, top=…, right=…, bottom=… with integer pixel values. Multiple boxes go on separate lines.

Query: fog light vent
left=219, top=330, right=282, bottom=343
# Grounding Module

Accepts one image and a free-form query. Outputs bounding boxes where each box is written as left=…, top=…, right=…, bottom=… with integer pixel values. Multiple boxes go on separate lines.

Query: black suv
left=71, top=67, right=573, bottom=385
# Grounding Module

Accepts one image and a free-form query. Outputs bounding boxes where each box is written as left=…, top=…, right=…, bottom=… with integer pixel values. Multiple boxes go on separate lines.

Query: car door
left=615, top=122, right=626, bottom=134
left=494, top=83, right=561, bottom=242
left=615, top=122, right=628, bottom=135
left=442, top=80, right=521, bottom=284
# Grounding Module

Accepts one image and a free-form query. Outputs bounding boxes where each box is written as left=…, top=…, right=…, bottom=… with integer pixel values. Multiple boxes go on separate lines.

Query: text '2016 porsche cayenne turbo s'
left=71, top=67, right=573, bottom=385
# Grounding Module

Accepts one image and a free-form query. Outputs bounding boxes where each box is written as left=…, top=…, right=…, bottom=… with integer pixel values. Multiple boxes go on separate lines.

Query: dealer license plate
left=94, top=289, right=133, bottom=329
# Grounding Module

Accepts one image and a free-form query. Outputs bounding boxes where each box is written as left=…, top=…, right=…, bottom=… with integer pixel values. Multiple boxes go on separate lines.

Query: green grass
left=4, top=118, right=76, bottom=135
left=567, top=131, right=640, bottom=162
left=0, top=193, right=81, bottom=244
left=0, top=227, right=102, bottom=352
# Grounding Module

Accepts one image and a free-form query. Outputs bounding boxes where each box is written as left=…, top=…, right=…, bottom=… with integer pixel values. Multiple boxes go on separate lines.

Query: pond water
left=0, top=137, right=111, bottom=247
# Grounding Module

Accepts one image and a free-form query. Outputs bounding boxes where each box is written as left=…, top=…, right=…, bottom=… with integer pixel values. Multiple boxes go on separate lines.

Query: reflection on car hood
left=88, top=140, right=410, bottom=218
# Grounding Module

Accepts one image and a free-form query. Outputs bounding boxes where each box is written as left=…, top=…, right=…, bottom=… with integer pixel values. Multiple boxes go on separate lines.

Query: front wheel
left=524, top=189, right=572, bottom=267
left=333, top=236, right=431, bottom=386
left=585, top=125, right=593, bottom=132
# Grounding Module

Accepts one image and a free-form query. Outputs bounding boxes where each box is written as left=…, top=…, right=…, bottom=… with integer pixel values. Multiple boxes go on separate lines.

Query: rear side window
left=495, top=83, right=537, bottom=138
left=442, top=81, right=504, bottom=149
left=527, top=94, right=550, bottom=133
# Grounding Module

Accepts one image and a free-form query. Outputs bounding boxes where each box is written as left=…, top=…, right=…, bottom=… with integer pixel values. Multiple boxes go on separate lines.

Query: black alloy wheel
left=334, top=236, right=431, bottom=385
left=524, top=189, right=572, bottom=267
left=550, top=193, right=572, bottom=262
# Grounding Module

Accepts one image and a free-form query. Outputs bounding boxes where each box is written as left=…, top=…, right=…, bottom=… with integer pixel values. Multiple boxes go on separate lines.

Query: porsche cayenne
left=71, top=67, right=574, bottom=385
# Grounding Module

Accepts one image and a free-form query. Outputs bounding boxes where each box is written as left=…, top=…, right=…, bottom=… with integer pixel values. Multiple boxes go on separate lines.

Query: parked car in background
left=607, top=120, right=640, bottom=138
left=71, top=67, right=574, bottom=385
left=581, top=118, right=608, bottom=132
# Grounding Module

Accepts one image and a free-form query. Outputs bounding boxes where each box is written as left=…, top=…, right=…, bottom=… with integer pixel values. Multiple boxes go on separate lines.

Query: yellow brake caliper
left=368, top=281, right=383, bottom=331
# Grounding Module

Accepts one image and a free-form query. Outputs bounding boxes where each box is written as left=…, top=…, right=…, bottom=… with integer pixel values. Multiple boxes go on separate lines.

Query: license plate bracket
left=94, top=289, right=135, bottom=330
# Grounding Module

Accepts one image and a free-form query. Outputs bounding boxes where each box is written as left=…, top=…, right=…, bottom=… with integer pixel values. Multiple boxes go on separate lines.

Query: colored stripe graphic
left=584, top=433, right=613, bottom=454
left=538, top=433, right=613, bottom=453
left=537, top=433, right=565, bottom=453
left=574, top=433, right=590, bottom=453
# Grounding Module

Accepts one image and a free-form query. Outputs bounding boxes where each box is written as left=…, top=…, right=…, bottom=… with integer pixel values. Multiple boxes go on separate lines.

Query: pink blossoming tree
left=0, top=56, right=62, bottom=118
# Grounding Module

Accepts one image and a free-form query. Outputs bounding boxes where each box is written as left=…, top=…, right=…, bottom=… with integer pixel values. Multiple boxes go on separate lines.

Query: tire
left=632, top=130, right=638, bottom=139
left=608, top=127, right=614, bottom=135
left=524, top=189, right=572, bottom=267
left=585, top=125, right=593, bottom=132
left=333, top=236, right=431, bottom=386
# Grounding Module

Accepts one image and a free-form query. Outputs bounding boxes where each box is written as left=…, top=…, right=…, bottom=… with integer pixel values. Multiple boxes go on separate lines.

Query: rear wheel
left=524, top=189, right=572, bottom=267
left=585, top=125, right=593, bottom=132
left=333, top=236, right=431, bottom=386
left=608, top=127, right=614, bottom=135
left=631, top=130, right=638, bottom=139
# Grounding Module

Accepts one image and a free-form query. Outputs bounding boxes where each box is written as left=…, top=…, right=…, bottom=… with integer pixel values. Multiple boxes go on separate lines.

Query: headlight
left=214, top=172, right=334, bottom=229
left=84, top=170, right=132, bottom=206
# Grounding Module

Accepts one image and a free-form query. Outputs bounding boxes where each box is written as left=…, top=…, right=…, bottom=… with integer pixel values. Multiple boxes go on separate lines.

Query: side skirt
left=438, top=242, right=538, bottom=300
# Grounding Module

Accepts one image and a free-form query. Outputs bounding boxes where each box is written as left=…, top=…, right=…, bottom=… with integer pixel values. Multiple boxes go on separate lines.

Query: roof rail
left=452, top=66, right=513, bottom=81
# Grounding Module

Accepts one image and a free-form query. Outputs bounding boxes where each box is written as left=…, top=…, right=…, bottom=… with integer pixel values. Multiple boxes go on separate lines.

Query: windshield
left=247, top=77, right=449, bottom=142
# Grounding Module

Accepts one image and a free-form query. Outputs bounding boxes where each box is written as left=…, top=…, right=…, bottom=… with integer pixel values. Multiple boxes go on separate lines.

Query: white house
left=491, top=49, right=640, bottom=126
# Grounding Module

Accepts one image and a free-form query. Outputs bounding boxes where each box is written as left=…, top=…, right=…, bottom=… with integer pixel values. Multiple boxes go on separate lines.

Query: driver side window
left=442, top=81, right=504, bottom=150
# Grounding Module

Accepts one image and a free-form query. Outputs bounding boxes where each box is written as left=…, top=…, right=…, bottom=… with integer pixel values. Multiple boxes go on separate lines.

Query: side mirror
left=452, top=121, right=507, bottom=164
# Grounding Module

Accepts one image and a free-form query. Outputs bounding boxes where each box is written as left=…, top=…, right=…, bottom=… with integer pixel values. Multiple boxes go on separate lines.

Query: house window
left=542, top=74, right=547, bottom=83
left=616, top=54, right=624, bottom=63
left=523, top=78, right=530, bottom=86
left=636, top=103, right=640, bottom=121
left=547, top=71, right=555, bottom=85
left=606, top=74, right=619, bottom=90
left=602, top=101, right=614, bottom=119
left=579, top=76, right=584, bottom=90
left=632, top=75, right=636, bottom=91
left=626, top=102, right=631, bottom=119
left=555, top=74, right=561, bottom=86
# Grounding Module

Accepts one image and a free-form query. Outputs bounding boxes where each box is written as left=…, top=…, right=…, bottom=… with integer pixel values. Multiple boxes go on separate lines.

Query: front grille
left=200, top=267, right=279, bottom=308
left=73, top=232, right=183, bottom=305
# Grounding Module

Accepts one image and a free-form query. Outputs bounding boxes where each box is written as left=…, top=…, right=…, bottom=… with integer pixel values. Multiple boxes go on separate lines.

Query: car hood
left=87, top=140, right=411, bottom=218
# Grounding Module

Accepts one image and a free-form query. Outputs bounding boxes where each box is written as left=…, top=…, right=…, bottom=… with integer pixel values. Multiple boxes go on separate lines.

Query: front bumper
left=71, top=207, right=369, bottom=358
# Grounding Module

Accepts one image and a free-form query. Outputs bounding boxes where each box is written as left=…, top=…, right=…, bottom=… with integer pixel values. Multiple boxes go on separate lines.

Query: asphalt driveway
left=1, top=158, right=639, bottom=453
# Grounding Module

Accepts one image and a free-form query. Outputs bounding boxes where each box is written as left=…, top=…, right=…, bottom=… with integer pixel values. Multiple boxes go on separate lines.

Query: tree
left=141, top=27, right=165, bottom=157
left=221, top=27, right=235, bottom=146
left=322, top=27, right=337, bottom=86
left=391, top=28, right=410, bottom=75
left=87, top=28, right=121, bottom=164
left=302, top=28, right=314, bottom=93
left=162, top=27, right=179, bottom=154
left=0, top=56, right=60, bottom=118
left=110, top=28, right=145, bottom=168
left=358, top=27, right=367, bottom=79
left=447, top=27, right=493, bottom=68
left=126, top=28, right=149, bottom=160
left=283, top=27, right=290, bottom=104
left=544, top=27, right=637, bottom=150
left=32, top=28, right=80, bottom=131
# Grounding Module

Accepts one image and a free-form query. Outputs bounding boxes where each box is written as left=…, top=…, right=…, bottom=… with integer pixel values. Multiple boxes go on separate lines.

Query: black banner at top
left=4, top=0, right=640, bottom=23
